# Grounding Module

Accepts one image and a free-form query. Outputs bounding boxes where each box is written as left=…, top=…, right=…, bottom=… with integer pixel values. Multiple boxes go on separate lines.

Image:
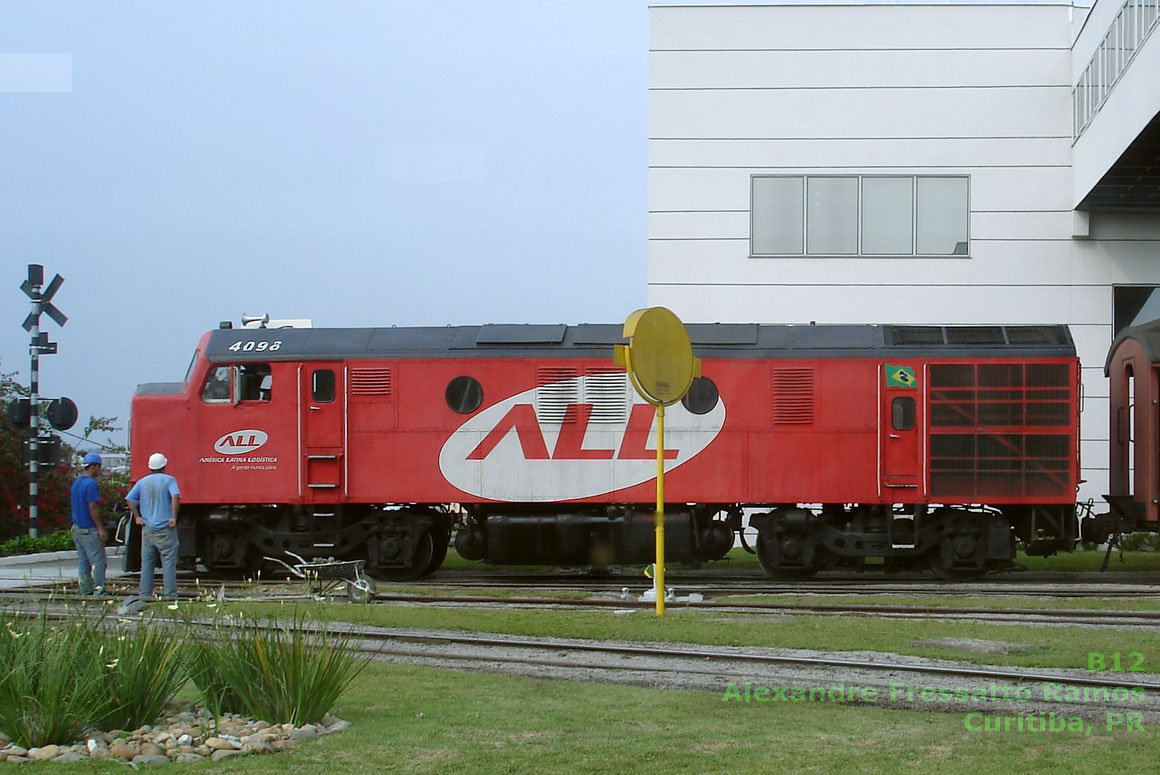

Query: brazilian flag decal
left=886, top=365, right=917, bottom=388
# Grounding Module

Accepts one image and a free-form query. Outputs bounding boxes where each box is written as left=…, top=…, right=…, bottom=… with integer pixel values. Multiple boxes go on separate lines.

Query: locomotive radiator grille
left=928, top=363, right=1074, bottom=498
left=772, top=368, right=815, bottom=424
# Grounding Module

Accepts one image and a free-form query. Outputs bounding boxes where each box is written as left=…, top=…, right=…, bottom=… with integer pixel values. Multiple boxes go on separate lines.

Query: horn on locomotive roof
left=238, top=313, right=313, bottom=330
left=241, top=313, right=271, bottom=328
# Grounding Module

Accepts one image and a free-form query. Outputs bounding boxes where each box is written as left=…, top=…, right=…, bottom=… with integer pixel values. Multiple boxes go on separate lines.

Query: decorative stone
left=31, top=745, right=61, bottom=761
left=325, top=719, right=351, bottom=734
left=205, top=736, right=240, bottom=750
left=7, top=755, right=29, bottom=763
left=290, top=726, right=318, bottom=741
left=211, top=749, right=243, bottom=762
left=52, top=752, right=89, bottom=763
left=90, top=747, right=112, bottom=760
left=6, top=746, right=28, bottom=757
left=242, top=742, right=273, bottom=755
left=109, top=741, right=138, bottom=759
left=140, top=742, right=165, bottom=757
left=174, top=753, right=205, bottom=762
left=270, top=739, right=297, bottom=751
left=176, top=734, right=192, bottom=746
left=132, top=754, right=172, bottom=764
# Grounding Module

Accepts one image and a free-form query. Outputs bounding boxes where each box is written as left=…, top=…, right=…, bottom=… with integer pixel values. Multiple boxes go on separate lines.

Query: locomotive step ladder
left=890, top=515, right=917, bottom=550
left=310, top=507, right=341, bottom=549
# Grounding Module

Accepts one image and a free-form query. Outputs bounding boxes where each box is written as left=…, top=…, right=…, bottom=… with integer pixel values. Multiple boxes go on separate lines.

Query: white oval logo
left=438, top=374, right=725, bottom=501
left=213, top=429, right=269, bottom=455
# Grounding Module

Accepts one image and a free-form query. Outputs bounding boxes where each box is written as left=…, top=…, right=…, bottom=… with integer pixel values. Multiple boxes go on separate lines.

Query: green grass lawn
left=199, top=600, right=1160, bottom=676
left=30, top=661, right=1158, bottom=775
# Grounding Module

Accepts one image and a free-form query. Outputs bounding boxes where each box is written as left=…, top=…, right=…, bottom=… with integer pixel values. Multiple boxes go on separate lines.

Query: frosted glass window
left=751, top=176, right=804, bottom=255
left=806, top=177, right=857, bottom=255
left=862, top=177, right=913, bottom=255
left=916, top=177, right=969, bottom=255
left=749, top=174, right=968, bottom=258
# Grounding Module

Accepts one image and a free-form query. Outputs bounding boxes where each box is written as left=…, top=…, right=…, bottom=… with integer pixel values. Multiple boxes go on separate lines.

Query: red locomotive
left=129, top=319, right=1084, bottom=580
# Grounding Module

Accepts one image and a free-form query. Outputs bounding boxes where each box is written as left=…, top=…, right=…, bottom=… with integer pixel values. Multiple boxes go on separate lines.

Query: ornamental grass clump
left=203, top=613, right=368, bottom=726
left=100, top=613, right=189, bottom=730
left=0, top=611, right=116, bottom=747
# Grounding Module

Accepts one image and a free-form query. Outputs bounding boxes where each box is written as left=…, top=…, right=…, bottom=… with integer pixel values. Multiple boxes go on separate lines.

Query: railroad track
left=329, top=625, right=1160, bottom=721
left=367, top=591, right=1160, bottom=628
left=6, top=577, right=1160, bottom=627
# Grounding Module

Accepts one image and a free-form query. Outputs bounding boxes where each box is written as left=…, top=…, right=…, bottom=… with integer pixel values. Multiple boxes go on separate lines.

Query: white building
left=648, top=0, right=1160, bottom=501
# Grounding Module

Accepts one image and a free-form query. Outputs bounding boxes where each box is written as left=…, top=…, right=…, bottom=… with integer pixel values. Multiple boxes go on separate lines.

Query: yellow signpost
left=614, top=307, right=700, bottom=615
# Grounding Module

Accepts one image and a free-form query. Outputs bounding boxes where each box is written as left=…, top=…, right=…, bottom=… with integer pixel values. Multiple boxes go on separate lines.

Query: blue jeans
left=139, top=525, right=179, bottom=598
left=71, top=525, right=106, bottom=594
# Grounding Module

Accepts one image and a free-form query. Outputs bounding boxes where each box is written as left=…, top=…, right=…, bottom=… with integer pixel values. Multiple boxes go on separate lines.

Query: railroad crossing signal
left=17, top=264, right=68, bottom=538
left=614, top=307, right=701, bottom=616
left=22, top=265, right=67, bottom=331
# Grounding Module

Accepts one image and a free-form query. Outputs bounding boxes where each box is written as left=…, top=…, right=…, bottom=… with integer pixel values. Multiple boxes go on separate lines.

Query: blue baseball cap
left=82, top=452, right=102, bottom=466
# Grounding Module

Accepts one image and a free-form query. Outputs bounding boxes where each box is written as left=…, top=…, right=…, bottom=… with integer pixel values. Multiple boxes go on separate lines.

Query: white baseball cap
left=148, top=452, right=168, bottom=470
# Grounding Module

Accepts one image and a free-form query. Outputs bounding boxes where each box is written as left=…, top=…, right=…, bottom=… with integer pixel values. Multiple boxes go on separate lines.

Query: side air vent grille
left=349, top=368, right=392, bottom=396
left=772, top=368, right=814, bottom=424
left=536, top=368, right=579, bottom=424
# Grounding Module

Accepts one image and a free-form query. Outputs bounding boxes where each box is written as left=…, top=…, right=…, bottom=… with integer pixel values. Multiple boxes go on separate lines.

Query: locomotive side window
left=202, top=366, right=231, bottom=403
left=681, top=377, right=719, bottom=415
left=892, top=397, right=915, bottom=431
left=312, top=369, right=336, bottom=403
left=238, top=363, right=272, bottom=402
left=446, top=376, right=483, bottom=414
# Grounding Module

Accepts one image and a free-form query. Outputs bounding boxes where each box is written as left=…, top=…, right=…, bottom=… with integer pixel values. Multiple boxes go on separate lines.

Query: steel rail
left=369, top=592, right=1160, bottom=625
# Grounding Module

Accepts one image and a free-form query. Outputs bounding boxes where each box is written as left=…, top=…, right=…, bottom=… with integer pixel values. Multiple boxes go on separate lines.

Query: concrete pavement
left=0, top=546, right=129, bottom=591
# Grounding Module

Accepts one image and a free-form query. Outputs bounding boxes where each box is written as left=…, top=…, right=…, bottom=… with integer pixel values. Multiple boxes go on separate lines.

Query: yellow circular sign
left=621, top=307, right=698, bottom=406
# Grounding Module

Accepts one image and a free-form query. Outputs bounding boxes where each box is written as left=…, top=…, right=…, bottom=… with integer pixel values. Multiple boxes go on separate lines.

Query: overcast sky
left=1, top=0, right=1095, bottom=452
left=2, top=1, right=648, bottom=449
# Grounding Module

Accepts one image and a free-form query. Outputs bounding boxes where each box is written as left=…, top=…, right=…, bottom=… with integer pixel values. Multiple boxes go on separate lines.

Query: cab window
left=202, top=366, right=231, bottom=402
left=238, top=364, right=273, bottom=402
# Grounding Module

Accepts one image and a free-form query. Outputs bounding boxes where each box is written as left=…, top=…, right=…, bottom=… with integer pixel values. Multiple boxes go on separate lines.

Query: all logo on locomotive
left=126, top=317, right=1159, bottom=581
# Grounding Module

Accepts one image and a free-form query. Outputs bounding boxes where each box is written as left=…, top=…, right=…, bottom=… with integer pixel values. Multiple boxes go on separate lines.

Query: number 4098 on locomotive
left=126, top=316, right=1152, bottom=581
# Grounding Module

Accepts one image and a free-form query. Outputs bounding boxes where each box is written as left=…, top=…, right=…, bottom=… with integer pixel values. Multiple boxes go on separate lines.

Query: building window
left=751, top=175, right=969, bottom=258
left=1113, top=286, right=1160, bottom=337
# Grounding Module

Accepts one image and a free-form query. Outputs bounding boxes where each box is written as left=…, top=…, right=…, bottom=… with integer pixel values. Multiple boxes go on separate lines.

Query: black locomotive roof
left=203, top=323, right=1075, bottom=362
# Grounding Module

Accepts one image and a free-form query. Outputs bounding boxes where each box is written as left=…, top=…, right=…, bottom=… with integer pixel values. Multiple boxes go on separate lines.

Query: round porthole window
left=681, top=377, right=719, bottom=415
left=446, top=376, right=483, bottom=414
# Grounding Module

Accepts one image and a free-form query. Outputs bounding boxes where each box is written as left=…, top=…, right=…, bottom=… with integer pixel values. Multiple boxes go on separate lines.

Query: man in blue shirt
left=70, top=452, right=107, bottom=595
left=126, top=452, right=181, bottom=599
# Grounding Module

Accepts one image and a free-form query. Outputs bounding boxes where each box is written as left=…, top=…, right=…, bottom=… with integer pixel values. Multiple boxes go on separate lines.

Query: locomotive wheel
left=370, top=530, right=434, bottom=582
left=755, top=535, right=819, bottom=581
left=928, top=539, right=988, bottom=582
left=418, top=528, right=451, bottom=579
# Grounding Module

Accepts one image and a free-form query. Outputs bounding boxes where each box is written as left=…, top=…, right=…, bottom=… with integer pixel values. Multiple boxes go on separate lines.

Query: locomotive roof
left=202, top=323, right=1075, bottom=362
left=1106, top=318, right=1160, bottom=373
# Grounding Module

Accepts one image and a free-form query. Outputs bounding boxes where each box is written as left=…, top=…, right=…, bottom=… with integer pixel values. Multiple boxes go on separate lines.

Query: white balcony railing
left=1073, top=0, right=1160, bottom=141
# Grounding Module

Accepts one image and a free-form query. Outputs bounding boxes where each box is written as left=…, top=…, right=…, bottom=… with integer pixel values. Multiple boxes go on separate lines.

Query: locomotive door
left=300, top=364, right=345, bottom=500
left=881, top=364, right=923, bottom=491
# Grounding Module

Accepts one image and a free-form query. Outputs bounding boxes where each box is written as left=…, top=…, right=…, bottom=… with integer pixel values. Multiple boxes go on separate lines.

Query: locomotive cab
left=1090, top=319, right=1160, bottom=541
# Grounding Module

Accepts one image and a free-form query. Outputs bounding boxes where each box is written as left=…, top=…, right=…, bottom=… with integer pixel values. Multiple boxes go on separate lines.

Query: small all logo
left=213, top=429, right=269, bottom=455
